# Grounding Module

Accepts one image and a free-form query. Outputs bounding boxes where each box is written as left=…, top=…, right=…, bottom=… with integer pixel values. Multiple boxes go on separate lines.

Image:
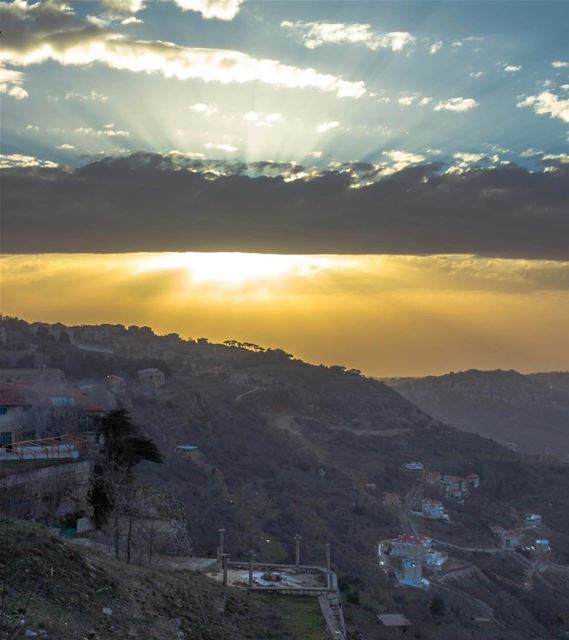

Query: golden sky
left=1, top=252, right=568, bottom=377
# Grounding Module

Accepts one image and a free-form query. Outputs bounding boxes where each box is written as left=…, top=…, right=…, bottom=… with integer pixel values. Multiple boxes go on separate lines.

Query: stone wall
left=0, top=460, right=92, bottom=522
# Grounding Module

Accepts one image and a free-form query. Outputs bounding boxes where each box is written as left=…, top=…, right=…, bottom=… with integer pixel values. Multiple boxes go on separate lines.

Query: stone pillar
left=325, top=543, right=331, bottom=588
left=294, top=534, right=302, bottom=567
left=217, top=529, right=227, bottom=558
left=248, top=551, right=256, bottom=587
left=222, top=553, right=230, bottom=586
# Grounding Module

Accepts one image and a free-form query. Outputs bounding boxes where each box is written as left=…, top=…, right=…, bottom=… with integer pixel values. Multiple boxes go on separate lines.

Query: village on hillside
left=1, top=317, right=568, bottom=640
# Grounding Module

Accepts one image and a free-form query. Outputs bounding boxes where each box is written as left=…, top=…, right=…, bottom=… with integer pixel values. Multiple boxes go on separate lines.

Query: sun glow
left=132, top=252, right=335, bottom=286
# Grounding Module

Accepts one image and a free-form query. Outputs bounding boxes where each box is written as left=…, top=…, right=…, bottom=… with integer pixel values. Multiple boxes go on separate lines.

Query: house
left=106, top=374, right=127, bottom=396
left=390, top=534, right=432, bottom=562
left=0, top=384, right=34, bottom=446
left=137, top=368, right=166, bottom=389
left=402, top=462, right=424, bottom=472
left=383, top=492, right=401, bottom=507
left=424, top=471, right=442, bottom=485
left=524, top=513, right=542, bottom=528
left=397, top=559, right=424, bottom=587
left=32, top=384, right=104, bottom=435
left=535, top=538, right=551, bottom=552
left=421, top=498, right=445, bottom=520
left=424, top=549, right=448, bottom=570
left=500, top=529, right=519, bottom=549
left=441, top=475, right=470, bottom=501
left=465, top=473, right=480, bottom=489
left=0, top=382, right=103, bottom=445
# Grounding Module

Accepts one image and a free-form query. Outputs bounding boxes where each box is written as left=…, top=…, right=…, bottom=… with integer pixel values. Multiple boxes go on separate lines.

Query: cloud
left=0, top=67, right=28, bottom=99
left=447, top=152, right=500, bottom=174
left=204, top=142, right=238, bottom=152
left=243, top=111, right=283, bottom=127
left=3, top=152, right=566, bottom=259
left=0, top=153, right=58, bottom=169
left=121, top=16, right=143, bottom=25
left=430, top=41, right=443, bottom=55
left=434, top=97, right=478, bottom=112
left=101, top=0, right=145, bottom=13
left=398, top=93, right=432, bottom=107
left=74, top=123, right=130, bottom=137
left=504, top=64, right=522, bottom=73
left=542, top=153, right=569, bottom=164
left=281, top=21, right=414, bottom=52
left=517, top=91, right=569, bottom=123
left=0, top=0, right=365, bottom=99
left=382, top=150, right=425, bottom=173
left=173, top=0, right=244, bottom=20
left=469, top=71, right=485, bottom=78
left=190, top=103, right=218, bottom=115
left=56, top=143, right=75, bottom=150
left=316, top=121, right=340, bottom=134
left=65, top=90, right=108, bottom=102
left=552, top=61, right=568, bottom=68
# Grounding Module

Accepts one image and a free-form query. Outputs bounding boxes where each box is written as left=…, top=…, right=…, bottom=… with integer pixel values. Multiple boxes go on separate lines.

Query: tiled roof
left=0, top=383, right=33, bottom=406
left=395, top=534, right=430, bottom=544
left=0, top=382, right=103, bottom=412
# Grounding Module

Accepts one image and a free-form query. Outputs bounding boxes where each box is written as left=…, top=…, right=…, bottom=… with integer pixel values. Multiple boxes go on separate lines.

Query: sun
left=131, top=252, right=333, bottom=286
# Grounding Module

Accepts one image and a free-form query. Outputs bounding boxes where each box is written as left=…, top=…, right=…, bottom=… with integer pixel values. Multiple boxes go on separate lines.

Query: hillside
left=0, top=518, right=327, bottom=640
left=386, top=369, right=569, bottom=456
left=2, top=319, right=569, bottom=639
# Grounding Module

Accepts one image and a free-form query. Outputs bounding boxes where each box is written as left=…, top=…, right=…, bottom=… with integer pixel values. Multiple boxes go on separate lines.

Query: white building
left=137, top=368, right=166, bottom=389
left=402, top=462, right=424, bottom=472
left=397, top=559, right=429, bottom=588
left=524, top=513, right=542, bottom=528
left=421, top=499, right=445, bottom=520
left=535, top=538, right=550, bottom=552
left=424, top=550, right=448, bottom=570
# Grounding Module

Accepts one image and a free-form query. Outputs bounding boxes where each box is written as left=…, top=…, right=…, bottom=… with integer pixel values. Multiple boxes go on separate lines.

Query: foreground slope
left=0, top=519, right=327, bottom=640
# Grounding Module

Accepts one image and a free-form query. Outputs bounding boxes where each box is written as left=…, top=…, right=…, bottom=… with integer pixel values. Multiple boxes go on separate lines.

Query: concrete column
left=294, top=534, right=302, bottom=567
left=248, top=551, right=256, bottom=587
left=218, top=528, right=226, bottom=558
left=325, top=543, right=331, bottom=588
left=222, top=553, right=230, bottom=586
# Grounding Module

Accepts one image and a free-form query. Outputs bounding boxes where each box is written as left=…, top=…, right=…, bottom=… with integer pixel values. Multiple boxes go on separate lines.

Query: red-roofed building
left=0, top=384, right=34, bottom=445
left=421, top=498, right=445, bottom=520
left=0, top=382, right=103, bottom=446
left=390, top=534, right=432, bottom=561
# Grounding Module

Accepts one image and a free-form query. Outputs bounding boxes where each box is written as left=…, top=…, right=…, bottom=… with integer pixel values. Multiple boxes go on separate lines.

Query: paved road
left=234, top=386, right=261, bottom=402
left=399, top=484, right=423, bottom=535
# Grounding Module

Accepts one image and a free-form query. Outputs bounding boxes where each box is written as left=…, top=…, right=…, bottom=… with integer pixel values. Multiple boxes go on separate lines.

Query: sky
left=1, top=0, right=568, bottom=376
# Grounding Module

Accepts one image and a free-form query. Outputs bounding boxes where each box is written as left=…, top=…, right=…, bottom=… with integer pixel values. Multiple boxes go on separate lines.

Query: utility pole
left=325, top=542, right=332, bottom=588
left=294, top=534, right=302, bottom=567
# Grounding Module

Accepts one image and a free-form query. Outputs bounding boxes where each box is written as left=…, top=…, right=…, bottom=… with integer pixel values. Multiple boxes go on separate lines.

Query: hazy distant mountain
left=387, top=369, right=569, bottom=455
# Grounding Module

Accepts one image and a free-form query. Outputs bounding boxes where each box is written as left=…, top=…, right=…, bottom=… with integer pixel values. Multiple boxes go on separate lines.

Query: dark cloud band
left=2, top=153, right=568, bottom=259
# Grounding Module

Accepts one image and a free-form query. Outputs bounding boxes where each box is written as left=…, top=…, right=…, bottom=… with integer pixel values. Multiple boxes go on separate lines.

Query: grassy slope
left=0, top=519, right=327, bottom=640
